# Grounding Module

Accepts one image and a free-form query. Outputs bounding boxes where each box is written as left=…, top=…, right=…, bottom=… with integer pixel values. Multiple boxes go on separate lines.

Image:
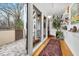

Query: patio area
left=0, top=39, right=27, bottom=56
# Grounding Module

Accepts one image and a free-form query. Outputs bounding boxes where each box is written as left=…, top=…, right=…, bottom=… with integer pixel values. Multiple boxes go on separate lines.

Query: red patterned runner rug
left=39, top=38, right=62, bottom=56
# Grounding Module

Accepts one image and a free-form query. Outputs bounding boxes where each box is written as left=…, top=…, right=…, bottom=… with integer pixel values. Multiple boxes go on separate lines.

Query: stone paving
left=0, top=39, right=27, bottom=56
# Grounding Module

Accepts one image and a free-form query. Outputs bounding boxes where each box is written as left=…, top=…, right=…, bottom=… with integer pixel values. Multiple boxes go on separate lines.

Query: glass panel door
left=43, top=16, right=46, bottom=38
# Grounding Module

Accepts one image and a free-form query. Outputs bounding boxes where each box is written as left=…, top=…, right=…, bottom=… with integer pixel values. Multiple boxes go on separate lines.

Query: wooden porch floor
left=32, top=36, right=73, bottom=56
left=60, top=40, right=73, bottom=56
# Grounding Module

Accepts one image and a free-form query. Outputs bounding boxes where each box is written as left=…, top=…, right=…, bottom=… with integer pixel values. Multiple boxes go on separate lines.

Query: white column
left=49, top=18, right=52, bottom=35
left=23, top=4, right=27, bottom=39
left=69, top=4, right=72, bottom=24
left=41, top=14, right=44, bottom=41
left=28, top=3, right=33, bottom=56
left=46, top=17, right=48, bottom=37
left=68, top=4, right=73, bottom=30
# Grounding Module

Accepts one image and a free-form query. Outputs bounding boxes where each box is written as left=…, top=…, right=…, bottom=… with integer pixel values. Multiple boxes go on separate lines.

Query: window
left=33, top=5, right=42, bottom=47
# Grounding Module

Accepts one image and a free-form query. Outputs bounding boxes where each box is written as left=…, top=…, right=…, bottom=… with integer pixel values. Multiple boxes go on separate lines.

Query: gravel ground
left=0, top=39, right=27, bottom=56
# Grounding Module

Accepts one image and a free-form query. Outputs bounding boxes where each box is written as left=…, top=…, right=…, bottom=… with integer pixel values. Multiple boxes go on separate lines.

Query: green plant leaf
left=15, top=19, right=24, bottom=30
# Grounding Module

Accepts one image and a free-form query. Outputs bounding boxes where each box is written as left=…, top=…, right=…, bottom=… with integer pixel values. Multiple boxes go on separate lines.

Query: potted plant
left=15, top=19, right=24, bottom=40
left=62, top=25, right=67, bottom=30
left=56, top=30, right=64, bottom=39
left=52, top=16, right=64, bottom=39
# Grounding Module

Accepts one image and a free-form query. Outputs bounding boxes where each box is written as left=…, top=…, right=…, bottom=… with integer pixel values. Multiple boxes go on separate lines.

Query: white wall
left=0, top=30, right=15, bottom=46
left=67, top=24, right=79, bottom=30
left=64, top=31, right=79, bottom=56
left=50, top=27, right=79, bottom=56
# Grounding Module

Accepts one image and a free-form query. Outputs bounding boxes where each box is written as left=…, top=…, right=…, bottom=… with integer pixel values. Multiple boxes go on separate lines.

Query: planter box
left=15, top=30, right=23, bottom=40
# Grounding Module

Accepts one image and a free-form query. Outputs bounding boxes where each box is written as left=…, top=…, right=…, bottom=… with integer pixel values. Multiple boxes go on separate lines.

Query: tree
left=0, top=3, right=24, bottom=28
left=0, top=10, right=10, bottom=28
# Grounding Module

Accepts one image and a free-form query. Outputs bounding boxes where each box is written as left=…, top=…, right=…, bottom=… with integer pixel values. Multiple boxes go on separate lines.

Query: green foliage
left=52, top=16, right=61, bottom=30
left=52, top=16, right=64, bottom=39
left=15, top=19, right=24, bottom=30
left=56, top=31, right=64, bottom=39
left=71, top=20, right=79, bottom=24
left=62, top=26, right=67, bottom=30
left=71, top=4, right=77, bottom=17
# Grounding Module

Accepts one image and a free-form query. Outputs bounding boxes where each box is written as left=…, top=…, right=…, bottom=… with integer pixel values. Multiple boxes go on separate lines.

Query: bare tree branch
left=0, top=3, right=24, bottom=29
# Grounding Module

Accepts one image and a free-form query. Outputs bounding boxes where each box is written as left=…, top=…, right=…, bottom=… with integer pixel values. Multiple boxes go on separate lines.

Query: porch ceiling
left=34, top=3, right=71, bottom=16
